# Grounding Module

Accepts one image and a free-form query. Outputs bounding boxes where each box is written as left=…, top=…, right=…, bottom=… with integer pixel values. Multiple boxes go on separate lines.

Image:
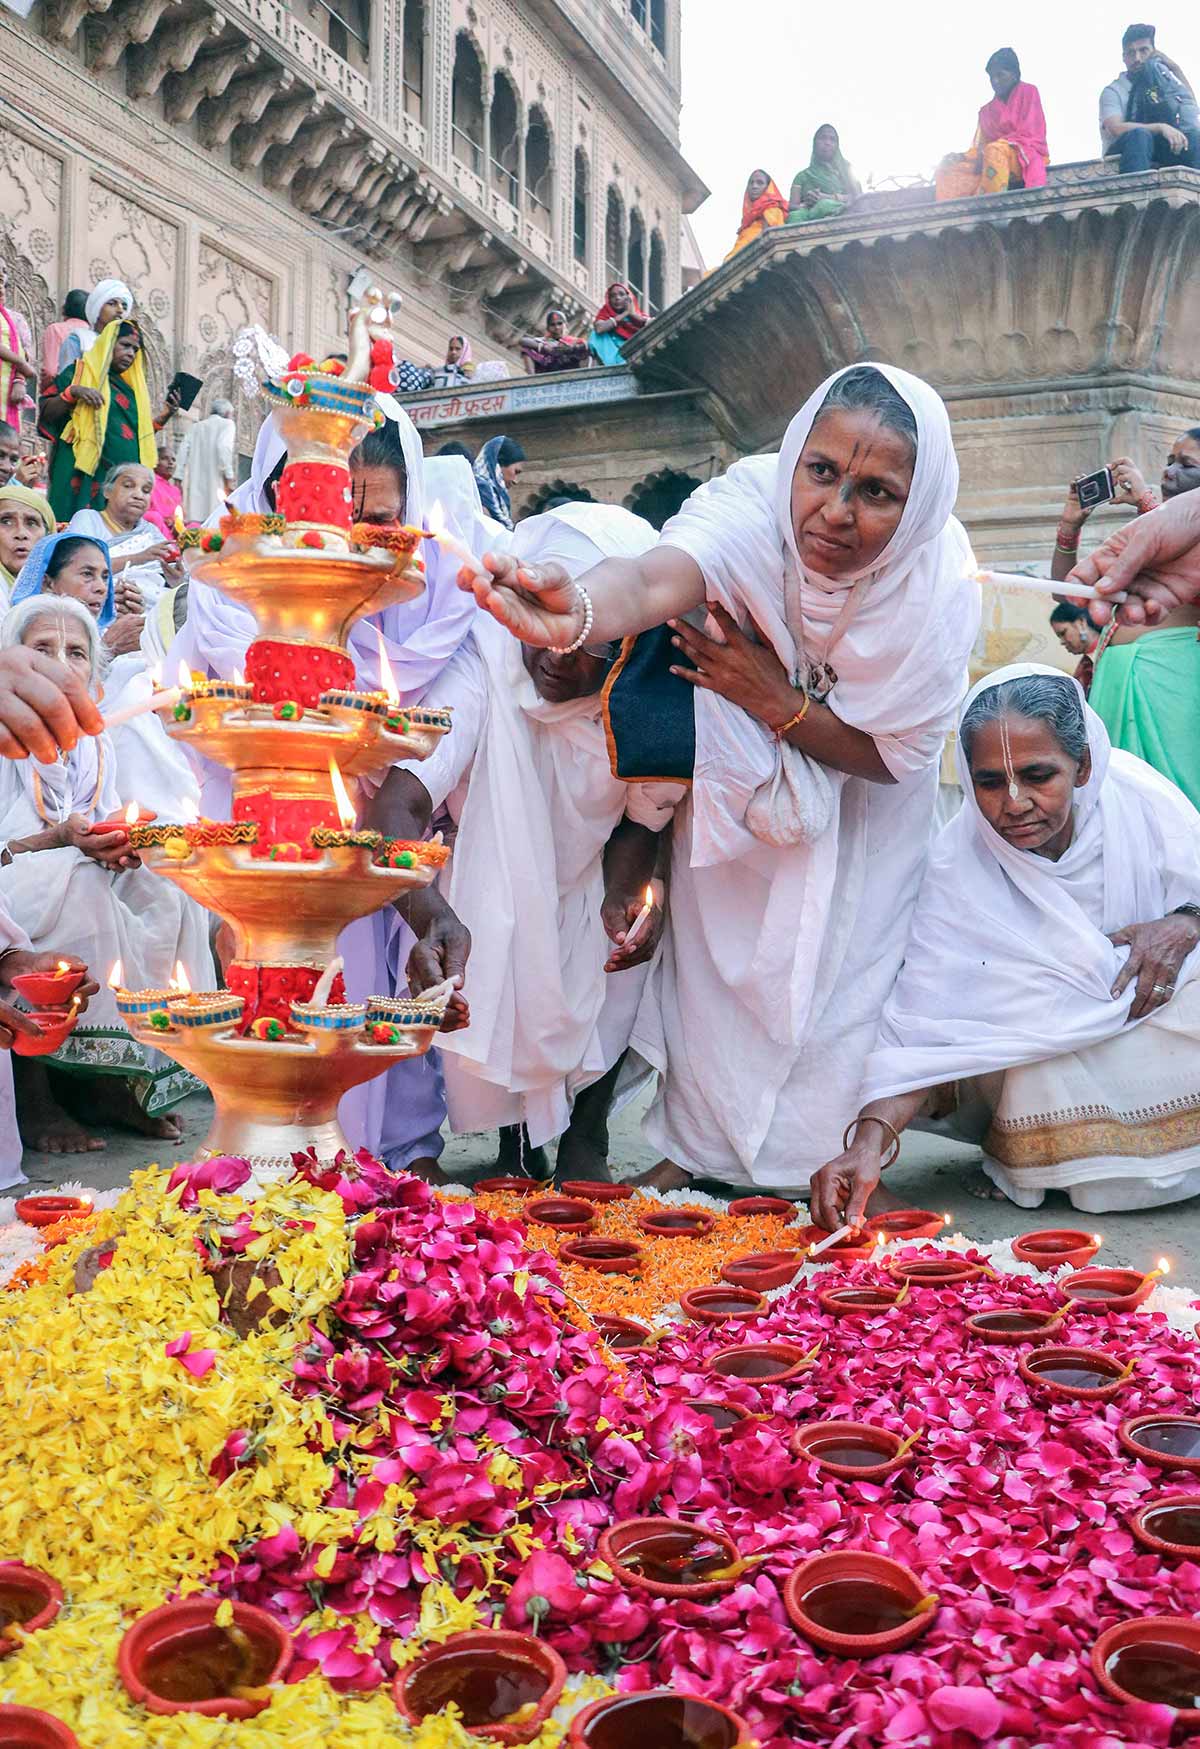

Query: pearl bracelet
left=548, top=583, right=594, bottom=655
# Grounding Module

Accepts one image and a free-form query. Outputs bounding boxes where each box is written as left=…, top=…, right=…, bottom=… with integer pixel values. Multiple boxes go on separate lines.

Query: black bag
left=602, top=625, right=695, bottom=784
left=1127, top=56, right=1191, bottom=128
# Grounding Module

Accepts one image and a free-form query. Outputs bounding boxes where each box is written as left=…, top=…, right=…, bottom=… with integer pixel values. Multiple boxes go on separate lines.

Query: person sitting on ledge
left=723, top=169, right=788, bottom=260
left=810, top=666, right=1200, bottom=1225
left=936, top=47, right=1048, bottom=200
left=787, top=126, right=861, bottom=224
left=519, top=311, right=591, bottom=376
left=587, top=283, right=649, bottom=367
left=1101, top=22, right=1200, bottom=174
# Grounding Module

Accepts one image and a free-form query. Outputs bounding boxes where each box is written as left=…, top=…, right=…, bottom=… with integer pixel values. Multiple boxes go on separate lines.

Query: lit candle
left=101, top=661, right=191, bottom=732
left=425, top=500, right=486, bottom=584
left=809, top=1222, right=854, bottom=1257
left=622, top=886, right=656, bottom=951
left=974, top=569, right=1128, bottom=605
left=311, top=957, right=344, bottom=1008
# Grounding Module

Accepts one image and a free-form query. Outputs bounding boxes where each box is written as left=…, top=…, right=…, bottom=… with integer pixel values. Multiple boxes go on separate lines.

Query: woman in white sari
left=0, top=597, right=212, bottom=1149
left=69, top=461, right=178, bottom=610
left=810, top=665, right=1200, bottom=1225
left=463, top=364, right=980, bottom=1191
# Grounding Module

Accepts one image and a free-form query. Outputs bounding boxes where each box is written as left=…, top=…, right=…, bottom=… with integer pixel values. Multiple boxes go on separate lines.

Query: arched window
left=630, top=468, right=700, bottom=529
left=402, top=0, right=425, bottom=121
left=526, top=105, right=553, bottom=232
left=452, top=34, right=484, bottom=174
left=649, top=0, right=666, bottom=53
left=627, top=210, right=646, bottom=307
left=490, top=70, right=520, bottom=204
left=573, top=148, right=589, bottom=265
left=648, top=229, right=665, bottom=315
left=604, top=186, right=625, bottom=287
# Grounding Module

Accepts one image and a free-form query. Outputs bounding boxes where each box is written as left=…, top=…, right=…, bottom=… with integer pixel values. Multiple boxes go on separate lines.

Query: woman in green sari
left=42, top=321, right=159, bottom=522
left=787, top=124, right=862, bottom=224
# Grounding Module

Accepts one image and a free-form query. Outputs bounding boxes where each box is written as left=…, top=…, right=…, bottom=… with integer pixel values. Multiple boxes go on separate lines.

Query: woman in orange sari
left=936, top=48, right=1049, bottom=201
left=723, top=169, right=788, bottom=260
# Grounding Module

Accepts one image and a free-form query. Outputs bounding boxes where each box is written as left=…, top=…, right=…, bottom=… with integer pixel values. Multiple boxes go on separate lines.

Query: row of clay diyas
left=128, top=821, right=258, bottom=853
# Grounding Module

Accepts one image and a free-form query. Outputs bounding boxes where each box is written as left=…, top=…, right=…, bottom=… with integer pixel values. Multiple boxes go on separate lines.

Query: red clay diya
left=1058, top=1268, right=1156, bottom=1312
left=784, top=1550, right=938, bottom=1655
left=679, top=1399, right=752, bottom=1433
left=886, top=1253, right=983, bottom=1287
left=569, top=1691, right=749, bottom=1749
left=865, top=1209, right=946, bottom=1242
left=525, top=1197, right=594, bottom=1233
left=12, top=1012, right=76, bottom=1058
left=678, top=1284, right=766, bottom=1324
left=818, top=1285, right=901, bottom=1319
left=1011, top=1229, right=1101, bottom=1272
left=9, top=966, right=84, bottom=1007
left=637, top=1208, right=716, bottom=1240
left=1119, top=1415, right=1200, bottom=1472
left=0, top=1564, right=62, bottom=1656
left=558, top=1237, right=643, bottom=1274
left=727, top=1195, right=796, bottom=1220
left=117, top=1598, right=292, bottom=1718
left=0, top=1708, right=79, bottom=1749
left=965, top=1308, right=1062, bottom=1345
left=474, top=1177, right=542, bottom=1197
left=557, top=1179, right=634, bottom=1202
left=593, top=1314, right=652, bottom=1350
left=1018, top=1346, right=1131, bottom=1400
left=708, top=1341, right=814, bottom=1384
left=15, top=1195, right=91, bottom=1229
left=721, top=1250, right=804, bottom=1293
left=1130, top=1495, right=1200, bottom=1557
left=599, top=1517, right=741, bottom=1599
left=792, top=1421, right=913, bottom=1481
left=1092, top=1616, right=1200, bottom=1722
left=795, top=1223, right=878, bottom=1263
left=394, top=1630, right=565, bottom=1744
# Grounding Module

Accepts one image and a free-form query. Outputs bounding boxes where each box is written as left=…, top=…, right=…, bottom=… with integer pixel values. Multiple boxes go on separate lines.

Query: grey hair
left=960, top=673, right=1088, bottom=764
left=1, top=594, right=102, bottom=688
left=212, top=397, right=234, bottom=418
left=102, top=460, right=152, bottom=495
left=816, top=365, right=918, bottom=457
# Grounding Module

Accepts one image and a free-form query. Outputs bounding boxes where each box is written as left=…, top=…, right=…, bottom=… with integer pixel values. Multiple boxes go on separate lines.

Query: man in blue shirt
left=1099, top=22, right=1200, bottom=172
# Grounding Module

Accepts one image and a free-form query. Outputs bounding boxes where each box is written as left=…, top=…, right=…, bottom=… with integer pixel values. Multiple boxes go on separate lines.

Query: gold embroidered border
left=987, top=1095, right=1200, bottom=1170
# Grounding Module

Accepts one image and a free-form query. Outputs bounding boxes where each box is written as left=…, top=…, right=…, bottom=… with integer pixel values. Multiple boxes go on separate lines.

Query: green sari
left=787, top=130, right=860, bottom=224
left=45, top=362, right=147, bottom=522
left=1088, top=627, right=1200, bottom=811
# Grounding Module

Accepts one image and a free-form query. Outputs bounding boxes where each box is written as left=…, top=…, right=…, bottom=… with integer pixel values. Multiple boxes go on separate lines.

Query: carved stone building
left=0, top=0, right=705, bottom=457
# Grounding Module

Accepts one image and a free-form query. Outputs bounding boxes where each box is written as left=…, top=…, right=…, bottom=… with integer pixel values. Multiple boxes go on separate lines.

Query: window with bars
left=573, top=148, right=589, bottom=264
left=452, top=33, right=485, bottom=173
left=402, top=0, right=424, bottom=120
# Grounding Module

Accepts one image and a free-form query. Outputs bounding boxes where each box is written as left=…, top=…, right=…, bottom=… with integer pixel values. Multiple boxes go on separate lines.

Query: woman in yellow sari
left=722, top=169, right=788, bottom=261
left=42, top=321, right=157, bottom=522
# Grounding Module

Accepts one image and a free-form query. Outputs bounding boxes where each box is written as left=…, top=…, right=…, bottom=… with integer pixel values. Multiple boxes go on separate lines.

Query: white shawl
left=863, top=663, right=1200, bottom=1099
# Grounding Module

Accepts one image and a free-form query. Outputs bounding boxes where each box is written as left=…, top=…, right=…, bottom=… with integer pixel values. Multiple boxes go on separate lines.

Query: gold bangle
left=772, top=692, right=811, bottom=738
left=842, top=1116, right=902, bottom=1169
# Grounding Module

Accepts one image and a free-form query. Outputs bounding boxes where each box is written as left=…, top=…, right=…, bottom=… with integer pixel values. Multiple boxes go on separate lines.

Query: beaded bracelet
left=1135, top=490, right=1158, bottom=516
left=548, top=583, right=594, bottom=655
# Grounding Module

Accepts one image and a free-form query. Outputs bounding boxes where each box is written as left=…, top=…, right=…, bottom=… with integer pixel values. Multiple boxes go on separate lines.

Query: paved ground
left=17, top=1085, right=1199, bottom=1277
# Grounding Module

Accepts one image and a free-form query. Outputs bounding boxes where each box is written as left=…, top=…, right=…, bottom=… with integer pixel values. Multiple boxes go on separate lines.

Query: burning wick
left=327, top=757, right=358, bottom=829
left=170, top=961, right=191, bottom=995
left=374, top=626, right=400, bottom=708
left=622, top=886, right=656, bottom=951
left=311, top=957, right=344, bottom=1008
left=107, top=959, right=123, bottom=991
left=424, top=500, right=486, bottom=585
left=809, top=1223, right=854, bottom=1257
left=1145, top=1256, right=1171, bottom=1284
left=973, top=569, right=1129, bottom=605
left=100, top=661, right=190, bottom=732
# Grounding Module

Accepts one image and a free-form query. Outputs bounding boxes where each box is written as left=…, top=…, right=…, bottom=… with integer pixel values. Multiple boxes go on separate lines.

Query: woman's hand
left=71, top=386, right=104, bottom=409
left=103, top=614, right=145, bottom=656
left=114, top=576, right=143, bottom=616
left=1110, top=913, right=1200, bottom=1020
left=0, top=1000, right=40, bottom=1050
left=138, top=540, right=176, bottom=566
left=0, top=950, right=98, bottom=1014
left=62, top=813, right=138, bottom=869
left=809, top=1134, right=884, bottom=1232
left=458, top=553, right=584, bottom=651
left=1109, top=456, right=1151, bottom=509
left=1059, top=479, right=1093, bottom=532
left=1068, top=492, right=1200, bottom=625
left=668, top=603, right=795, bottom=727
left=0, top=647, right=104, bottom=762
left=602, top=881, right=663, bottom=973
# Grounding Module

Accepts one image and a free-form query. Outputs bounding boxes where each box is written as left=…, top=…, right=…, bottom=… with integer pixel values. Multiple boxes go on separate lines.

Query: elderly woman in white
left=460, top=363, right=981, bottom=1194
left=811, top=665, right=1200, bottom=1226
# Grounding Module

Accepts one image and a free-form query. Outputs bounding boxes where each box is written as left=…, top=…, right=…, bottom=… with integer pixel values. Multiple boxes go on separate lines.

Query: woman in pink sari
left=936, top=48, right=1049, bottom=200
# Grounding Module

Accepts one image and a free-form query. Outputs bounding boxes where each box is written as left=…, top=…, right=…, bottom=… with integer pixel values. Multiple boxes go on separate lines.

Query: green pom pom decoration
left=172, top=701, right=192, bottom=723
left=148, top=1009, right=172, bottom=1031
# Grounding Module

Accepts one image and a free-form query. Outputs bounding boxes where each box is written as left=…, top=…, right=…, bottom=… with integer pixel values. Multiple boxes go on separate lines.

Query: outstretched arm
left=1067, top=491, right=1200, bottom=624
left=461, top=545, right=707, bottom=650
left=808, top=1092, right=929, bottom=1230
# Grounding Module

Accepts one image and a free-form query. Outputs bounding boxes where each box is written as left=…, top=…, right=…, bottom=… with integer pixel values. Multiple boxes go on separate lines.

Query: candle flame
left=644, top=885, right=654, bottom=907
left=233, top=668, right=245, bottom=687
left=1157, top=1256, right=1171, bottom=1277
left=57, top=959, right=70, bottom=974
left=328, top=757, right=357, bottom=828
left=125, top=801, right=139, bottom=828
left=107, top=959, right=123, bottom=990
left=179, top=797, right=200, bottom=824
left=943, top=1213, right=952, bottom=1226
left=426, top=499, right=446, bottom=539
left=148, top=660, right=162, bottom=689
left=177, top=660, right=191, bottom=692
left=171, top=961, right=191, bottom=994
left=1092, top=1234, right=1102, bottom=1247
left=375, top=626, right=399, bottom=706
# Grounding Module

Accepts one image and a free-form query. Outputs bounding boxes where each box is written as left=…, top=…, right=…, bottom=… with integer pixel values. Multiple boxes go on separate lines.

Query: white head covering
left=423, top=454, right=513, bottom=560
left=1, top=593, right=101, bottom=688
left=225, top=413, right=285, bottom=517
left=863, top=662, right=1200, bottom=1100
left=84, top=280, right=133, bottom=331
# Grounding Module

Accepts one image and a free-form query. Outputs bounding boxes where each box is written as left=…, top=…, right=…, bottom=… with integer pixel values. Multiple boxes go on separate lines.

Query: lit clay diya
left=1092, top=1616, right=1200, bottom=1723
left=593, top=1314, right=652, bottom=1351
left=721, top=1250, right=804, bottom=1293
left=965, top=1308, right=1061, bottom=1346
left=678, top=1284, right=766, bottom=1324
left=15, top=1195, right=91, bottom=1229
left=795, top=1224, right=878, bottom=1263
left=1058, top=1267, right=1155, bottom=1312
left=11, top=1012, right=76, bottom=1058
left=886, top=1254, right=983, bottom=1287
left=569, top=1692, right=749, bottom=1749
left=0, top=1708, right=79, bottom=1749
left=558, top=1237, right=643, bottom=1274
left=525, top=1197, right=595, bottom=1234
left=9, top=966, right=84, bottom=1007
left=1131, top=1495, right=1200, bottom=1558
left=708, top=1341, right=814, bottom=1385
left=1119, top=1415, right=1200, bottom=1472
left=784, top=1550, right=938, bottom=1655
left=819, top=1285, right=901, bottom=1319
left=474, top=1177, right=542, bottom=1197
left=598, top=1517, right=742, bottom=1600
left=1018, top=1346, right=1130, bottom=1401
left=1011, top=1228, right=1101, bottom=1272
left=394, top=1629, right=565, bottom=1745
left=557, top=1179, right=633, bottom=1203
left=865, top=1209, right=946, bottom=1242
left=637, top=1208, right=716, bottom=1240
left=0, top=1564, right=63, bottom=1657
left=792, top=1421, right=914, bottom=1481
left=117, top=1598, right=292, bottom=1718
left=727, top=1195, right=796, bottom=1220
left=679, top=1399, right=752, bottom=1433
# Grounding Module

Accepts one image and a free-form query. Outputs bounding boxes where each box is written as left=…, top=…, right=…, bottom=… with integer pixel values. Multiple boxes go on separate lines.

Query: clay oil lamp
left=727, top=1195, right=796, bottom=1220
left=11, top=1009, right=79, bottom=1058
left=1058, top=1260, right=1167, bottom=1313
left=1018, top=1346, right=1132, bottom=1401
left=721, top=1250, right=804, bottom=1294
left=784, top=1550, right=938, bottom=1655
left=1011, top=1229, right=1101, bottom=1272
left=679, top=1399, right=752, bottom=1433
left=558, top=1179, right=633, bottom=1203
left=818, top=1284, right=903, bottom=1319
left=474, top=1177, right=542, bottom=1197
left=1091, top=1616, right=1200, bottom=1724
left=795, top=1223, right=878, bottom=1264
left=637, top=1207, right=716, bottom=1240
left=117, top=1597, right=292, bottom=1718
left=865, top=1209, right=948, bottom=1242
left=525, top=1196, right=595, bottom=1234
left=0, top=1707, right=79, bottom=1749
left=288, top=998, right=366, bottom=1039
left=593, top=1314, right=652, bottom=1351
left=678, top=1284, right=766, bottom=1325
left=886, top=1252, right=983, bottom=1288
left=558, top=1236, right=643, bottom=1275
left=708, top=1340, right=819, bottom=1385
left=394, top=1629, right=565, bottom=1745
left=169, top=994, right=246, bottom=1033
left=965, top=1307, right=1063, bottom=1346
left=599, top=1517, right=743, bottom=1600
left=0, top=1564, right=62, bottom=1657
left=569, top=1691, right=750, bottom=1749
left=9, top=961, right=84, bottom=1008
left=14, top=1195, right=91, bottom=1229
left=1131, top=1495, right=1200, bottom=1558
left=792, top=1421, right=920, bottom=1482
left=1119, top=1415, right=1200, bottom=1473
left=93, top=802, right=156, bottom=835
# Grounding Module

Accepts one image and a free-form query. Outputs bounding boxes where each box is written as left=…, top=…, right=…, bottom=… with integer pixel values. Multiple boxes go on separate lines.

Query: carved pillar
left=481, top=93, right=491, bottom=185
left=429, top=0, right=453, bottom=170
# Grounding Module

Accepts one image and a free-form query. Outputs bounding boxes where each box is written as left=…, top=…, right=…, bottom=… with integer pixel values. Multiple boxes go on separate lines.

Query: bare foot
left=15, top=1060, right=106, bottom=1154
left=402, top=1155, right=450, bottom=1186
left=631, top=1157, right=692, bottom=1193
left=89, top=1077, right=184, bottom=1142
